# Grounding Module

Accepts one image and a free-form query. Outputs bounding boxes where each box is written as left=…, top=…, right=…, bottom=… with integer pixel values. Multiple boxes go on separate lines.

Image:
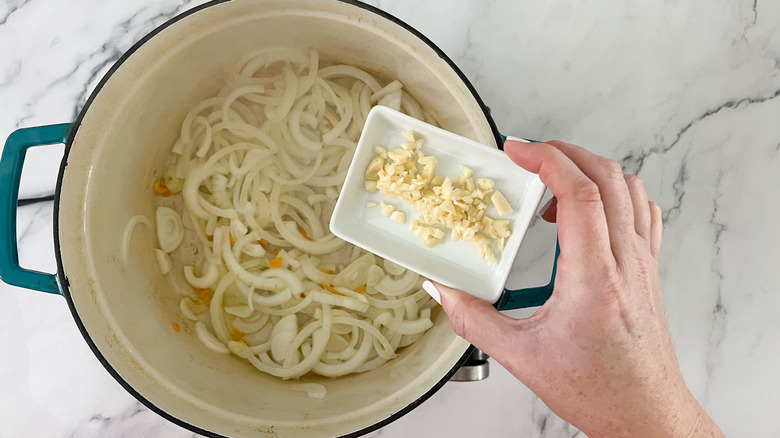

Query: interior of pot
left=57, top=1, right=495, bottom=437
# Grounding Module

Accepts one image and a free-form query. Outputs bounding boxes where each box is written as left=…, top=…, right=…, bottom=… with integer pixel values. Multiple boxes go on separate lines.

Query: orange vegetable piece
left=230, top=328, right=244, bottom=341
left=355, top=285, right=366, bottom=293
left=172, top=322, right=180, bottom=332
left=195, top=288, right=213, bottom=302
left=229, top=235, right=236, bottom=246
left=153, top=178, right=171, bottom=197
left=298, top=226, right=312, bottom=241
left=322, top=282, right=342, bottom=295
left=318, top=267, right=333, bottom=274
left=272, top=248, right=281, bottom=256
left=259, top=239, right=269, bottom=247
left=268, top=256, right=283, bottom=268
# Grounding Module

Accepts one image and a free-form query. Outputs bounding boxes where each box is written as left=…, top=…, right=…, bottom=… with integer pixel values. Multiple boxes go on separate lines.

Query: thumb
left=425, top=281, right=522, bottom=358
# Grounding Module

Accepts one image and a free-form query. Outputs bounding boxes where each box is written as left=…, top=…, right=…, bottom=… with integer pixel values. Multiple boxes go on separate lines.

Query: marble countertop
left=1, top=0, right=778, bottom=436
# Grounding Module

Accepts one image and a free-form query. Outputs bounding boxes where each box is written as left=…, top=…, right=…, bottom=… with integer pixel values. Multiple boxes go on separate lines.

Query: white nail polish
left=505, top=135, right=531, bottom=143
left=422, top=280, right=441, bottom=305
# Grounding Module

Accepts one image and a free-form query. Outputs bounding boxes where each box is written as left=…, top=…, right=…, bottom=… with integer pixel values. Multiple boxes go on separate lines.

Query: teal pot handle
left=496, top=239, right=559, bottom=310
left=494, top=135, right=560, bottom=311
left=0, top=123, right=71, bottom=295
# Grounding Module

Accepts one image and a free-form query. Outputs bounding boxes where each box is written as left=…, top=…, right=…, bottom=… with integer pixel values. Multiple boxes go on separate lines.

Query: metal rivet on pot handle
left=0, top=123, right=71, bottom=294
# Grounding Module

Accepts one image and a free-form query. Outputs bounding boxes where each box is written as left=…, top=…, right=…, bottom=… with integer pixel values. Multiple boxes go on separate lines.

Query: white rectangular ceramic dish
left=330, top=106, right=547, bottom=304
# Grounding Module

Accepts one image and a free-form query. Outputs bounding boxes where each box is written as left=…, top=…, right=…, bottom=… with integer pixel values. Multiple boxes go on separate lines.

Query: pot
left=0, top=1, right=504, bottom=437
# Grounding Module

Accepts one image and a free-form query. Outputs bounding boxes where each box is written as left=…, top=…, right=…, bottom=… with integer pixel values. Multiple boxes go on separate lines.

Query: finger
left=624, top=174, right=650, bottom=240
left=504, top=140, right=613, bottom=265
left=539, top=197, right=558, bottom=223
left=545, top=141, right=635, bottom=260
left=431, top=281, right=525, bottom=358
left=649, top=201, right=663, bottom=257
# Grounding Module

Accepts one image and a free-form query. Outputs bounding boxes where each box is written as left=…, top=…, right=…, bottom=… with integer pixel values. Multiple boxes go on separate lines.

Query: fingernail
left=539, top=198, right=553, bottom=216
left=422, top=280, right=441, bottom=305
left=505, top=136, right=531, bottom=144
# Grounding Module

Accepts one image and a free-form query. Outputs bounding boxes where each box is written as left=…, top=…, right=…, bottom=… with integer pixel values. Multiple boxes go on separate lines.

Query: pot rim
left=53, top=1, right=497, bottom=436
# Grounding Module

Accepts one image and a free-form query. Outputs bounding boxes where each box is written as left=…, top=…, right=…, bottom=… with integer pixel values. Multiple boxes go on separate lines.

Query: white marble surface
left=1, top=0, right=779, bottom=436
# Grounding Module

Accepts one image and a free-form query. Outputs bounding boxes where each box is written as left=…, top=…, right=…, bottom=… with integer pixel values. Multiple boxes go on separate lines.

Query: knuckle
left=649, top=200, right=662, bottom=216
left=447, top=296, right=492, bottom=343
left=601, top=159, right=624, bottom=179
left=603, top=263, right=623, bottom=287
left=623, top=173, right=640, bottom=185
left=596, top=265, right=627, bottom=304
left=572, top=176, right=602, bottom=203
left=625, top=174, right=646, bottom=191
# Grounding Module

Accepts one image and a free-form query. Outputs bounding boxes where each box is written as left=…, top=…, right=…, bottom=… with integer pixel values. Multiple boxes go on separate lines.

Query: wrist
left=582, top=388, right=722, bottom=438
left=682, top=402, right=725, bottom=438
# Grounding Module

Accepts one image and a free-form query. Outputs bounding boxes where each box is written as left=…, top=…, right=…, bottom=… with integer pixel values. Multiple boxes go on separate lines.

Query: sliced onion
left=149, top=48, right=441, bottom=384
left=313, top=330, right=372, bottom=377
left=179, top=297, right=199, bottom=321
left=370, top=80, right=403, bottom=103
left=299, top=255, right=336, bottom=284
left=378, top=90, right=402, bottom=111
left=232, top=313, right=270, bottom=334
left=225, top=305, right=253, bottom=318
left=332, top=252, right=375, bottom=289
left=154, top=248, right=172, bottom=275
left=254, top=293, right=314, bottom=317
left=121, top=214, right=152, bottom=264
left=183, top=263, right=219, bottom=289
left=196, top=321, right=229, bottom=354
left=270, top=314, right=298, bottom=363
left=312, top=291, right=369, bottom=313
left=290, top=383, right=327, bottom=399
left=375, top=270, right=419, bottom=297
left=220, top=233, right=285, bottom=291
left=383, top=259, right=406, bottom=276
left=318, top=65, right=382, bottom=92
left=252, top=288, right=293, bottom=309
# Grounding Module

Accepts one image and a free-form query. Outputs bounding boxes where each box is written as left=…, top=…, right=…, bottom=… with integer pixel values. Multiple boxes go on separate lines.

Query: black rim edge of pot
left=53, top=1, right=498, bottom=437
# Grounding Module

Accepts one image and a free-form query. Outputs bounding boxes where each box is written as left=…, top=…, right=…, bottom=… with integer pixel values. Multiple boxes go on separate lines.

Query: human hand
left=427, top=140, right=723, bottom=437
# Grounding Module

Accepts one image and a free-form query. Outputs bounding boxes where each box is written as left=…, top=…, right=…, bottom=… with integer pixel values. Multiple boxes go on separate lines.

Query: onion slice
left=155, top=207, right=184, bottom=253
left=146, top=48, right=441, bottom=385
left=154, top=249, right=172, bottom=275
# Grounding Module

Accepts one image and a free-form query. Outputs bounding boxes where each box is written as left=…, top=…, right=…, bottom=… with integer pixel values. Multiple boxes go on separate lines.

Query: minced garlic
left=491, top=190, right=514, bottom=216
left=380, top=201, right=395, bottom=217
left=365, top=131, right=513, bottom=265
left=390, top=210, right=406, bottom=224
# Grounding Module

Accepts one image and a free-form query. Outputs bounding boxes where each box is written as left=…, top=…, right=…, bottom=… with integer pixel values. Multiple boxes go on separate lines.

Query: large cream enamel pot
left=0, top=1, right=503, bottom=436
